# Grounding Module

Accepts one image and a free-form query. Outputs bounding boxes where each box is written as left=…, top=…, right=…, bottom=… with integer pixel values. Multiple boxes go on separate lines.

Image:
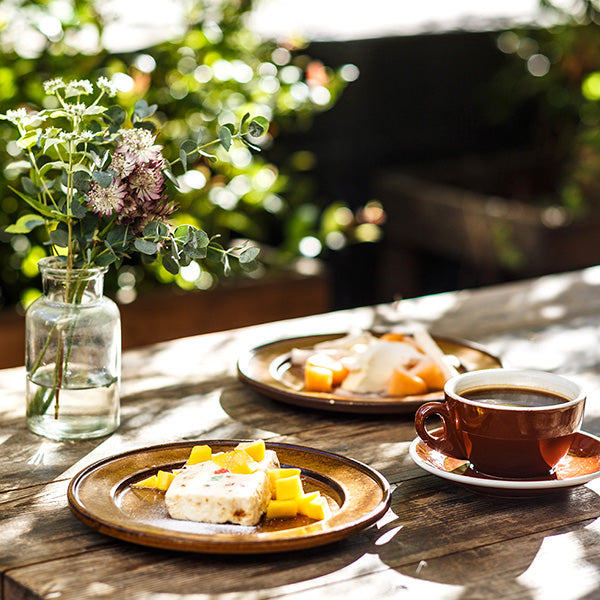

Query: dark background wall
left=275, top=30, right=538, bottom=308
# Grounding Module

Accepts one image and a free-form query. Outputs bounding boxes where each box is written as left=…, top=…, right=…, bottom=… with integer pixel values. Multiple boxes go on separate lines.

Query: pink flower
left=127, top=161, right=165, bottom=203
left=86, top=179, right=127, bottom=216
left=116, top=128, right=163, bottom=165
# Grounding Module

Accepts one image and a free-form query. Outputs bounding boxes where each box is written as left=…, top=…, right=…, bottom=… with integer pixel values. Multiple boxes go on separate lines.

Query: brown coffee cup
left=414, top=369, right=586, bottom=478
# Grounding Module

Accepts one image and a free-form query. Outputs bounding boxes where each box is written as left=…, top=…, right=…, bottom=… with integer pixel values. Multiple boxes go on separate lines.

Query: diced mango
left=410, top=358, right=447, bottom=391
left=132, top=474, right=158, bottom=489
left=387, top=368, right=428, bottom=397
left=268, top=468, right=302, bottom=497
left=212, top=450, right=258, bottom=474
left=266, top=499, right=298, bottom=519
left=306, top=353, right=349, bottom=386
left=304, top=363, right=334, bottom=392
left=297, top=491, right=321, bottom=516
left=156, top=470, right=176, bottom=491
left=275, top=474, right=304, bottom=500
left=187, top=444, right=212, bottom=465
left=380, top=332, right=406, bottom=342
left=235, top=439, right=265, bottom=462
left=304, top=495, right=332, bottom=521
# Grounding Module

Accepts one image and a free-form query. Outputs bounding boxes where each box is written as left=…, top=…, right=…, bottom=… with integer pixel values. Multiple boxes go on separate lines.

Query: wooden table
left=4, top=267, right=600, bottom=600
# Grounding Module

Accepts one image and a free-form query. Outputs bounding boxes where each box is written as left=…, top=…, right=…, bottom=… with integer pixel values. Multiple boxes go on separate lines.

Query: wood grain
left=3, top=267, right=600, bottom=599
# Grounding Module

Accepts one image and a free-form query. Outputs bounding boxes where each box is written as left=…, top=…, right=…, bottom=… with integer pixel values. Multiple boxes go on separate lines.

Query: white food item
left=165, top=461, right=271, bottom=526
left=255, top=449, right=280, bottom=471
left=165, top=449, right=280, bottom=526
left=313, top=331, right=379, bottom=355
left=340, top=339, right=423, bottom=394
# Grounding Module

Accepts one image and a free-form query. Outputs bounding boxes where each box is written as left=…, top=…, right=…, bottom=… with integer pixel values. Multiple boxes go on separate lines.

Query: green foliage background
left=0, top=0, right=354, bottom=309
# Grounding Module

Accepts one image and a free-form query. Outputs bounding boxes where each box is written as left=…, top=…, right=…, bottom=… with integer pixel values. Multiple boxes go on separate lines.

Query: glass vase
left=25, top=257, right=121, bottom=440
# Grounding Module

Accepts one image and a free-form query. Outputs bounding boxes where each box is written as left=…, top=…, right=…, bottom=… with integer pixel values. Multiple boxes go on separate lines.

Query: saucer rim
left=409, top=431, right=600, bottom=490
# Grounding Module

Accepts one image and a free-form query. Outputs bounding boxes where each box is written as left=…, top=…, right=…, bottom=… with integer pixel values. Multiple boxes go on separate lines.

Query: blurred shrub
left=491, top=0, right=600, bottom=215
left=0, top=0, right=363, bottom=309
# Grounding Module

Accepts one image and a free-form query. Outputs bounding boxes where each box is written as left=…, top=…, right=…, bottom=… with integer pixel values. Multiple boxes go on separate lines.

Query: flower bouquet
left=0, top=77, right=267, bottom=439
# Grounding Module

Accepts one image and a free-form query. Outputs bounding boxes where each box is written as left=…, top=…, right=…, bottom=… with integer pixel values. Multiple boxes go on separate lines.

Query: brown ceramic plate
left=67, top=440, right=391, bottom=554
left=237, top=332, right=502, bottom=414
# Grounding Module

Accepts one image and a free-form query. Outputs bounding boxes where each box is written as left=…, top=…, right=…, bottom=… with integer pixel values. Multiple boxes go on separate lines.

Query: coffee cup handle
left=414, top=401, right=466, bottom=459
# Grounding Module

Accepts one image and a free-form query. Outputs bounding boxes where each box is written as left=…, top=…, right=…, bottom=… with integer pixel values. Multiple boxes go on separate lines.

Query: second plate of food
left=237, top=331, right=502, bottom=414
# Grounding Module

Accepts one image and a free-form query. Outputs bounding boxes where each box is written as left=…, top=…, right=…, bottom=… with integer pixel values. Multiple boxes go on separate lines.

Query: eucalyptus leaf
left=134, top=238, right=157, bottom=255
left=104, top=106, right=125, bottom=126
left=174, top=224, right=192, bottom=243
left=50, top=227, right=69, bottom=248
left=95, top=249, right=117, bottom=267
left=73, top=170, right=91, bottom=193
left=248, top=116, right=269, bottom=137
left=218, top=126, right=232, bottom=151
left=207, top=243, right=225, bottom=263
left=239, top=259, right=258, bottom=272
left=239, top=246, right=260, bottom=263
left=70, top=199, right=88, bottom=218
left=162, top=253, right=179, bottom=275
left=22, top=177, right=39, bottom=196
left=92, top=170, right=113, bottom=188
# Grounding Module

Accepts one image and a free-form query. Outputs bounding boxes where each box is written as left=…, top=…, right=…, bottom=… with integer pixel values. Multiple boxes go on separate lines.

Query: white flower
left=97, top=76, right=117, bottom=97
left=43, top=78, right=65, bottom=94
left=116, top=128, right=163, bottom=164
left=2, top=108, right=45, bottom=127
left=65, top=103, right=88, bottom=118
left=65, top=79, right=94, bottom=97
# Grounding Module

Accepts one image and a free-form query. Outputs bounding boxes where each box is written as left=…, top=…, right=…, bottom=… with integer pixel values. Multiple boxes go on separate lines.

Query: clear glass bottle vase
left=25, top=257, right=121, bottom=440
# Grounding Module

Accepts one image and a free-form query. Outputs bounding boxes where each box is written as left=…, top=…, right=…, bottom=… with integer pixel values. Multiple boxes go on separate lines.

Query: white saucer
left=409, top=431, right=600, bottom=497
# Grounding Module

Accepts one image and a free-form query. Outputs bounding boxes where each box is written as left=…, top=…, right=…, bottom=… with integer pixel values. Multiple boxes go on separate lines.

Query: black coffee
left=462, top=386, right=570, bottom=407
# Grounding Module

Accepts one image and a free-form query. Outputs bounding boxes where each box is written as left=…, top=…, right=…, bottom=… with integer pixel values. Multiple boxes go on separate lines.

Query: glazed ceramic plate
left=68, top=440, right=391, bottom=554
left=409, top=431, right=600, bottom=497
left=237, top=332, right=502, bottom=414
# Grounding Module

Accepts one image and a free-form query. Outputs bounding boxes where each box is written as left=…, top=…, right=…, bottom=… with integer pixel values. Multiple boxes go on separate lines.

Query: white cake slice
left=165, top=449, right=280, bottom=526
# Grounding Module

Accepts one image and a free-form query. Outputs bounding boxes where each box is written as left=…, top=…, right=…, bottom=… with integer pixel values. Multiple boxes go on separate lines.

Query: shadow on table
left=372, top=483, right=600, bottom=599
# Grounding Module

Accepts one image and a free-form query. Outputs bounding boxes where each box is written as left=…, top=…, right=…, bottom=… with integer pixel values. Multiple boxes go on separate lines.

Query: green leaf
left=182, top=228, right=209, bottom=259
left=248, top=116, right=268, bottom=137
left=73, top=170, right=92, bottom=193
left=162, top=253, right=179, bottom=275
left=133, top=99, right=157, bottom=120
left=106, top=225, right=130, bottom=247
left=104, top=106, right=126, bottom=126
left=5, top=213, right=46, bottom=234
left=180, top=140, right=199, bottom=166
left=143, top=222, right=168, bottom=240
left=84, top=105, right=106, bottom=116
left=207, top=243, right=225, bottom=263
left=70, top=199, right=89, bottom=218
left=239, top=259, right=258, bottom=272
left=219, top=126, right=233, bottom=151
left=239, top=246, right=260, bottom=263
left=174, top=224, right=192, bottom=243
left=8, top=186, right=62, bottom=219
left=134, top=238, right=157, bottom=255
left=50, top=227, right=69, bottom=248
left=92, top=171, right=113, bottom=188
left=43, top=137, right=62, bottom=154
left=18, top=130, right=39, bottom=149
left=179, top=147, right=188, bottom=169
left=95, top=250, right=117, bottom=267
left=39, top=160, right=66, bottom=179
left=22, top=177, right=39, bottom=196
